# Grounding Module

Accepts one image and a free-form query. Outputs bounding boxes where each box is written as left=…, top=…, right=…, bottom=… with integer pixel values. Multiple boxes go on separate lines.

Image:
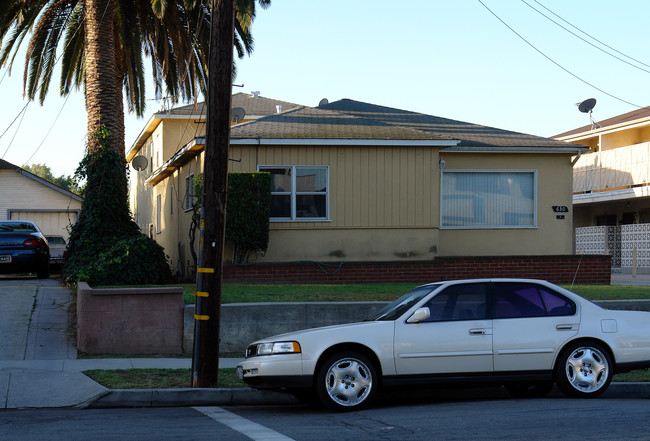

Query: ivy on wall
left=62, top=127, right=172, bottom=286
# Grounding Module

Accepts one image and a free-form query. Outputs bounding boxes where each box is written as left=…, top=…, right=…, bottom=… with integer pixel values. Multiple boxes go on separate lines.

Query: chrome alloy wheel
left=324, top=357, right=373, bottom=407
left=565, top=346, right=609, bottom=393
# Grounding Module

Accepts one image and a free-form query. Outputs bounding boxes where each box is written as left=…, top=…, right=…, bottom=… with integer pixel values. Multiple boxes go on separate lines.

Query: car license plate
left=237, top=366, right=244, bottom=380
left=0, top=255, right=11, bottom=263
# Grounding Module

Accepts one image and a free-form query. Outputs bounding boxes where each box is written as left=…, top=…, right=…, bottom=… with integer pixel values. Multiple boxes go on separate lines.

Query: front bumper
left=238, top=354, right=312, bottom=390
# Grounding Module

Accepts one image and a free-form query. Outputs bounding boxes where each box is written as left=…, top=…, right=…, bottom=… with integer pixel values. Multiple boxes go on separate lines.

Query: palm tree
left=0, top=0, right=270, bottom=153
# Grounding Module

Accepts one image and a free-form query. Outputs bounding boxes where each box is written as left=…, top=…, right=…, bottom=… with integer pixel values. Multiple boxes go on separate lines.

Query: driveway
left=0, top=276, right=75, bottom=361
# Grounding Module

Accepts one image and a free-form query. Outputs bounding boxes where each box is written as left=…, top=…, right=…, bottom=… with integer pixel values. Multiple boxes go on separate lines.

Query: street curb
left=88, top=387, right=298, bottom=408
left=87, top=382, right=650, bottom=408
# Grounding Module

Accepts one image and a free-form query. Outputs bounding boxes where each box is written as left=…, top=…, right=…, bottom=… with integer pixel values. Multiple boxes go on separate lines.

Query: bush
left=191, top=172, right=271, bottom=264
left=226, top=172, right=271, bottom=263
left=62, top=128, right=172, bottom=285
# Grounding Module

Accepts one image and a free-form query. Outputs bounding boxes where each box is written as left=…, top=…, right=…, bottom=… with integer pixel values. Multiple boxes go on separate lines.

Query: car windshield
left=367, top=284, right=439, bottom=321
left=46, top=236, right=66, bottom=245
left=0, top=222, right=37, bottom=233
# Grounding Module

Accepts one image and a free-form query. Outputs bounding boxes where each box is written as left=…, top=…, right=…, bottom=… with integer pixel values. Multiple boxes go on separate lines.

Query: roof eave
left=230, top=138, right=460, bottom=146
left=440, top=145, right=589, bottom=154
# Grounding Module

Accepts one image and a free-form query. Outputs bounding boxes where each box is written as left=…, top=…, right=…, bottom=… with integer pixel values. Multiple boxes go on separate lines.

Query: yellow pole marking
left=193, top=291, right=209, bottom=297
left=194, top=314, right=210, bottom=321
left=197, top=267, right=215, bottom=273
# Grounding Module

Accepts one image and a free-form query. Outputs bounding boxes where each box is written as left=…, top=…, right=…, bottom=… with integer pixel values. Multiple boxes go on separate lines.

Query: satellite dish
left=132, top=155, right=148, bottom=171
left=578, top=98, right=597, bottom=114
left=318, top=98, right=329, bottom=107
left=231, top=107, right=246, bottom=124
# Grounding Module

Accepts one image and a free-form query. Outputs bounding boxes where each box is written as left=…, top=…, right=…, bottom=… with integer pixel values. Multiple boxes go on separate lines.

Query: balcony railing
left=573, top=142, right=650, bottom=194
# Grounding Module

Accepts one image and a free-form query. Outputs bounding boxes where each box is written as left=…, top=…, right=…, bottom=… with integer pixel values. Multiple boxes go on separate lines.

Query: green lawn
left=84, top=368, right=245, bottom=389
left=182, top=283, right=650, bottom=304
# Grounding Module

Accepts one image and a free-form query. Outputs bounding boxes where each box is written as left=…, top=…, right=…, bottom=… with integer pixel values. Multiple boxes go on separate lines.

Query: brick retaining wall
left=224, top=255, right=611, bottom=285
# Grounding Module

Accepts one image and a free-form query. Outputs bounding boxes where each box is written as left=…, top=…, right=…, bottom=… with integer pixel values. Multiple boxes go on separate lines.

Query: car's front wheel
left=316, top=351, right=378, bottom=411
left=555, top=342, right=612, bottom=398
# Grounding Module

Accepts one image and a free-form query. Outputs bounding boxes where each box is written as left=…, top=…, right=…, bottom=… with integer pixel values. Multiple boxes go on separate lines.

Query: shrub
left=62, top=128, right=172, bottom=285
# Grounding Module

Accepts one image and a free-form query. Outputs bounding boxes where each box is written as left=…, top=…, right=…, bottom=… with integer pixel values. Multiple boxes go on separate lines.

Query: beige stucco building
left=0, top=159, right=82, bottom=238
left=128, top=93, right=587, bottom=279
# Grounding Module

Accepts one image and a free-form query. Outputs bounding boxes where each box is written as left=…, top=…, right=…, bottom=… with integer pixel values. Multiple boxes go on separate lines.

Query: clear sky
left=1, top=0, right=649, bottom=178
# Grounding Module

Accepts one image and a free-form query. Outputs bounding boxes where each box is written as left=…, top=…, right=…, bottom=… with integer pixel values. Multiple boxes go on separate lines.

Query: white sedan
left=237, top=278, right=650, bottom=411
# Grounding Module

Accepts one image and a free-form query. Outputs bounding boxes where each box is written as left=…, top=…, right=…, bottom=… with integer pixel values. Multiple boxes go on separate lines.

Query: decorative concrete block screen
left=576, top=224, right=650, bottom=269
left=77, top=282, right=184, bottom=355
left=622, top=224, right=650, bottom=268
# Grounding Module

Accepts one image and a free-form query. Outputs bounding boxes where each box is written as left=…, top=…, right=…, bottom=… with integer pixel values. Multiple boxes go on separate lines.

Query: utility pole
left=191, top=0, right=235, bottom=388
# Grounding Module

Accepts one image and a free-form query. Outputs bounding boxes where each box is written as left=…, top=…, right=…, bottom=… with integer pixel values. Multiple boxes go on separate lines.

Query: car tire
left=505, top=381, right=554, bottom=398
left=316, top=351, right=378, bottom=412
left=555, top=341, right=612, bottom=398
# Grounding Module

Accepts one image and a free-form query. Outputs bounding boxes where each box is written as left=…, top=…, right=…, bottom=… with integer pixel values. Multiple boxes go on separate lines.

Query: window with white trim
left=441, top=170, right=536, bottom=228
left=184, top=174, right=194, bottom=211
left=259, top=166, right=329, bottom=221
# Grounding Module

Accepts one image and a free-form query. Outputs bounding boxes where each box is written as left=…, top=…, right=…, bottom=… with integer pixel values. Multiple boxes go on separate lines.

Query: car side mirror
left=407, top=307, right=430, bottom=323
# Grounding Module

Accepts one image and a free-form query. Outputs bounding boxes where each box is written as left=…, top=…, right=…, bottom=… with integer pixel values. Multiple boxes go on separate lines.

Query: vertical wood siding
left=228, top=144, right=438, bottom=229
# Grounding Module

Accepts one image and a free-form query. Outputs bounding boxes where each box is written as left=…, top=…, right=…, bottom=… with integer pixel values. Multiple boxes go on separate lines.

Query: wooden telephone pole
left=191, top=0, right=235, bottom=388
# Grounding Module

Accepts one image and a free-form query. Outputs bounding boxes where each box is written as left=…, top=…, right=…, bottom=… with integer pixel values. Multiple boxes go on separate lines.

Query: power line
left=477, top=0, right=643, bottom=109
left=531, top=0, right=650, bottom=70
left=521, top=0, right=650, bottom=75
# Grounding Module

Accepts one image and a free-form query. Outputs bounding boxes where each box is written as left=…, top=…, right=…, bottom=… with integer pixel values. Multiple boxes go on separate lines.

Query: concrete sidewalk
left=0, top=357, right=298, bottom=409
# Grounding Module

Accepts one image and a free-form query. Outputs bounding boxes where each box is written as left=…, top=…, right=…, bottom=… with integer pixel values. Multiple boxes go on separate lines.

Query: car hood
left=249, top=320, right=387, bottom=344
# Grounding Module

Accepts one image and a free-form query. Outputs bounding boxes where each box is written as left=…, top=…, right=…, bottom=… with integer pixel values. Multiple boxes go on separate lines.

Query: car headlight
left=247, top=341, right=301, bottom=357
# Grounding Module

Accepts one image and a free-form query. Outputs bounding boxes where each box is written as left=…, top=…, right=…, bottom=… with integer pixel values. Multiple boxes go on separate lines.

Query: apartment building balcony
left=573, top=142, right=650, bottom=205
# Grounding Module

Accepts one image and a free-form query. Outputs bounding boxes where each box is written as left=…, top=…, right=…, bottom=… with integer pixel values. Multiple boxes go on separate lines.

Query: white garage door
left=9, top=211, right=78, bottom=239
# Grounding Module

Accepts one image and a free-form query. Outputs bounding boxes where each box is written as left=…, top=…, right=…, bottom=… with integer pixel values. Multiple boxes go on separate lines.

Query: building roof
left=0, top=159, right=82, bottom=201
left=553, top=106, right=650, bottom=139
left=231, top=98, right=586, bottom=150
left=162, top=93, right=302, bottom=118
left=127, top=93, right=303, bottom=161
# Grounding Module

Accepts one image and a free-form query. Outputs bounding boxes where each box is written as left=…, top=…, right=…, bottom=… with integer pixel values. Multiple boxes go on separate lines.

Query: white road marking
left=194, top=406, right=296, bottom=441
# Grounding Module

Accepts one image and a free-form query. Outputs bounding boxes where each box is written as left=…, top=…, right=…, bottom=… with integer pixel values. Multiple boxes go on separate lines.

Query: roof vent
left=251, top=91, right=261, bottom=98
left=276, top=105, right=282, bottom=113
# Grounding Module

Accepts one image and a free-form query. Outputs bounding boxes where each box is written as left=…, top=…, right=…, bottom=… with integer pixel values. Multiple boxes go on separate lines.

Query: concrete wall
left=183, top=302, right=387, bottom=354
left=183, top=299, right=650, bottom=354
left=77, top=283, right=184, bottom=355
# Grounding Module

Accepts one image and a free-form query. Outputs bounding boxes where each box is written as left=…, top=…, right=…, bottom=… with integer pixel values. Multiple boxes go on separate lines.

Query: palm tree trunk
left=83, top=0, right=124, bottom=155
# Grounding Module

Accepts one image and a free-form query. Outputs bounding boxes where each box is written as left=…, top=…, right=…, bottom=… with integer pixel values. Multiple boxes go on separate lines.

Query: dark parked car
left=0, top=220, right=50, bottom=278
left=45, top=235, right=67, bottom=267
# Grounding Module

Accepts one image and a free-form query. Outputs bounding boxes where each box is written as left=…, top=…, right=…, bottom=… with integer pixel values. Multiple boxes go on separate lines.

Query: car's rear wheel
left=555, top=342, right=612, bottom=398
left=505, top=381, right=554, bottom=398
left=316, top=351, right=378, bottom=411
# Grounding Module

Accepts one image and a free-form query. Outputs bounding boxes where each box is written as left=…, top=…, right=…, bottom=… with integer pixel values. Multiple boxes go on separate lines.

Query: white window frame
left=440, top=169, right=537, bottom=229
left=184, top=174, right=194, bottom=212
left=258, top=165, right=330, bottom=222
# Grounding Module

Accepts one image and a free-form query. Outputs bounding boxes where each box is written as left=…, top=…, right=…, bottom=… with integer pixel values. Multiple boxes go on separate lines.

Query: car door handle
left=556, top=324, right=574, bottom=330
left=469, top=328, right=492, bottom=336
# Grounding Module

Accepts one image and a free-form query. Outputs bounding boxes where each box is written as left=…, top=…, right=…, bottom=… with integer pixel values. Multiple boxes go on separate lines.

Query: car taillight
left=23, top=239, right=43, bottom=247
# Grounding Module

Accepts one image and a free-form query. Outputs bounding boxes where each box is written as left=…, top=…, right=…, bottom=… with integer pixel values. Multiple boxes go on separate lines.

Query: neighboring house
left=128, top=93, right=587, bottom=279
left=554, top=107, right=650, bottom=270
left=0, top=159, right=82, bottom=239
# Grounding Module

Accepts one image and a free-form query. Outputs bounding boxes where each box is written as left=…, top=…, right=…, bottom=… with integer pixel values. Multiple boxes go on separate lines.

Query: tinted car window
left=494, top=283, right=575, bottom=318
left=422, top=283, right=488, bottom=322
left=369, top=285, right=438, bottom=321
left=0, top=222, right=37, bottom=233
